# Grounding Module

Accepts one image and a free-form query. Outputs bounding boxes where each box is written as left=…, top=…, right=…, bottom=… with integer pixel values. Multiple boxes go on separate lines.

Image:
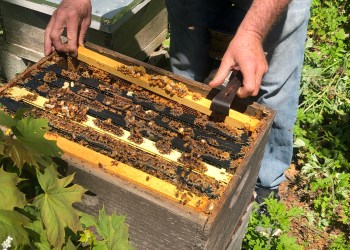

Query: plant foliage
left=0, top=110, right=62, bottom=170
left=243, top=197, right=303, bottom=250
left=80, top=208, right=133, bottom=250
left=245, top=0, right=349, bottom=247
left=34, top=164, right=86, bottom=248
left=294, top=0, right=350, bottom=236
left=0, top=111, right=133, bottom=249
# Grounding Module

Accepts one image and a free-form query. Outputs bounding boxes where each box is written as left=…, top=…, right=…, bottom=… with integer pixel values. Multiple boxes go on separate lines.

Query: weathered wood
left=0, top=41, right=44, bottom=63
left=60, top=133, right=270, bottom=250
left=134, top=28, right=168, bottom=61
left=226, top=200, right=254, bottom=250
left=0, top=48, right=27, bottom=81
left=0, top=44, right=275, bottom=249
left=0, top=52, right=56, bottom=94
left=110, top=1, right=168, bottom=60
left=0, top=0, right=167, bottom=63
left=77, top=46, right=260, bottom=131
left=63, top=157, right=208, bottom=249
left=205, top=115, right=273, bottom=249
left=0, top=1, right=49, bottom=53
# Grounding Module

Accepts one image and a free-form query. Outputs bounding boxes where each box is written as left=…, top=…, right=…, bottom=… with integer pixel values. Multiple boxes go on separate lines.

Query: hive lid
left=4, top=0, right=149, bottom=33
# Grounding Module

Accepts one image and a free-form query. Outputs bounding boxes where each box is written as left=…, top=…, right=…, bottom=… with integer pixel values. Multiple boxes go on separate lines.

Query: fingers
left=208, top=30, right=270, bottom=98
left=208, top=60, right=232, bottom=88
left=66, top=13, right=80, bottom=56
left=208, top=54, right=267, bottom=98
left=44, top=11, right=56, bottom=56
left=253, top=63, right=268, bottom=96
left=44, top=0, right=92, bottom=56
left=237, top=64, right=257, bottom=98
left=237, top=62, right=267, bottom=98
left=78, top=15, right=91, bottom=46
left=49, top=10, right=67, bottom=53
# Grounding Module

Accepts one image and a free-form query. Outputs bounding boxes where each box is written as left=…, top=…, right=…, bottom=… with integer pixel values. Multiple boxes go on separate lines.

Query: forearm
left=237, top=0, right=291, bottom=41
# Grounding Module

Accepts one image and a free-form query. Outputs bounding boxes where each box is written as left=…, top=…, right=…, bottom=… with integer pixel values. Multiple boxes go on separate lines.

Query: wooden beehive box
left=0, top=43, right=274, bottom=249
left=0, top=0, right=167, bottom=80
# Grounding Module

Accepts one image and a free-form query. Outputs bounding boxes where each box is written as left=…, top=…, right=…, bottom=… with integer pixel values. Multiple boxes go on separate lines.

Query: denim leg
left=165, top=0, right=232, bottom=82
left=166, top=0, right=311, bottom=189
left=255, top=0, right=312, bottom=188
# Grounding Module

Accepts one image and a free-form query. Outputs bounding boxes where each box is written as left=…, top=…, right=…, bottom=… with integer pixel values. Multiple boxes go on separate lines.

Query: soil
left=279, top=164, right=338, bottom=249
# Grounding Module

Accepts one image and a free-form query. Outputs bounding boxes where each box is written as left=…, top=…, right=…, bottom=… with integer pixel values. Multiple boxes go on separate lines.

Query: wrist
left=235, top=28, right=264, bottom=43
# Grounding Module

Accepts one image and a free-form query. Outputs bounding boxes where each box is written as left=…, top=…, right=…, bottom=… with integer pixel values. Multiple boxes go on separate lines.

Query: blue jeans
left=166, top=0, right=312, bottom=188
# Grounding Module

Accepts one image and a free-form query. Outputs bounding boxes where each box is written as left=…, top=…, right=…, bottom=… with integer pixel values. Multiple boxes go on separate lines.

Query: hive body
left=0, top=43, right=274, bottom=249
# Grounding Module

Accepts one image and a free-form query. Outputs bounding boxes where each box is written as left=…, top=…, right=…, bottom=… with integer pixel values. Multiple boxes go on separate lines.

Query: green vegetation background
left=0, top=0, right=349, bottom=248
left=243, top=0, right=350, bottom=248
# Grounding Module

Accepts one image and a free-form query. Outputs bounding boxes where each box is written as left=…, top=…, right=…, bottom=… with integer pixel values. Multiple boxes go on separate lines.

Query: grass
left=244, top=0, right=350, bottom=248
left=0, top=2, right=348, bottom=248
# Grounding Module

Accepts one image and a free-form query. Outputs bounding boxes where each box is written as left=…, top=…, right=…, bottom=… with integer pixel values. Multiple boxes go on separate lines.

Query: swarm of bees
left=8, top=55, right=253, bottom=205
left=178, top=152, right=208, bottom=173
left=191, top=92, right=202, bottom=101
left=170, top=106, right=184, bottom=117
left=38, top=83, right=50, bottom=93
left=43, top=71, right=58, bottom=83
left=149, top=75, right=189, bottom=97
left=117, top=64, right=193, bottom=98
left=61, top=69, right=80, bottom=81
left=93, top=118, right=124, bottom=137
left=78, top=87, right=98, bottom=100
left=118, top=65, right=146, bottom=78
left=155, top=139, right=172, bottom=154
left=194, top=114, right=209, bottom=128
left=44, top=88, right=89, bottom=122
left=23, top=93, right=38, bottom=102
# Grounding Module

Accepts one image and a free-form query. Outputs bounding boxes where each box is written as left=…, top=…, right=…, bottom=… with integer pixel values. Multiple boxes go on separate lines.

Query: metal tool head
left=209, top=72, right=242, bottom=116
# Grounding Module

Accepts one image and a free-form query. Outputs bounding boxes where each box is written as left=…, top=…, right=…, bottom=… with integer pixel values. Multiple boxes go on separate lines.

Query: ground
left=280, top=165, right=342, bottom=249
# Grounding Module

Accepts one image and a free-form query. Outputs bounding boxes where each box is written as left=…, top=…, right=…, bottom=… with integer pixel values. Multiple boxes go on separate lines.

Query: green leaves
left=26, top=218, right=51, bottom=250
left=0, top=111, right=132, bottom=248
left=2, top=138, right=39, bottom=170
left=0, top=210, right=30, bottom=247
left=14, top=116, right=62, bottom=158
left=0, top=110, right=63, bottom=170
left=80, top=208, right=134, bottom=250
left=243, top=197, right=303, bottom=250
left=0, top=168, right=26, bottom=210
left=33, top=164, right=86, bottom=249
left=264, top=198, right=303, bottom=232
left=291, top=0, right=350, bottom=246
left=0, top=110, right=17, bottom=128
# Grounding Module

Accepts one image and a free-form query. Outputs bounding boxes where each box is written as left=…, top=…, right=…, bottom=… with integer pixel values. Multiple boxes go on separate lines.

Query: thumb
left=78, top=17, right=91, bottom=46
left=208, top=62, right=232, bottom=88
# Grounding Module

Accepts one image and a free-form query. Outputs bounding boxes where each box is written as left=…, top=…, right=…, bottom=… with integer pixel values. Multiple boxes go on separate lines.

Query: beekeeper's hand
left=209, top=31, right=268, bottom=98
left=209, top=0, right=291, bottom=98
left=44, top=0, right=92, bottom=57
